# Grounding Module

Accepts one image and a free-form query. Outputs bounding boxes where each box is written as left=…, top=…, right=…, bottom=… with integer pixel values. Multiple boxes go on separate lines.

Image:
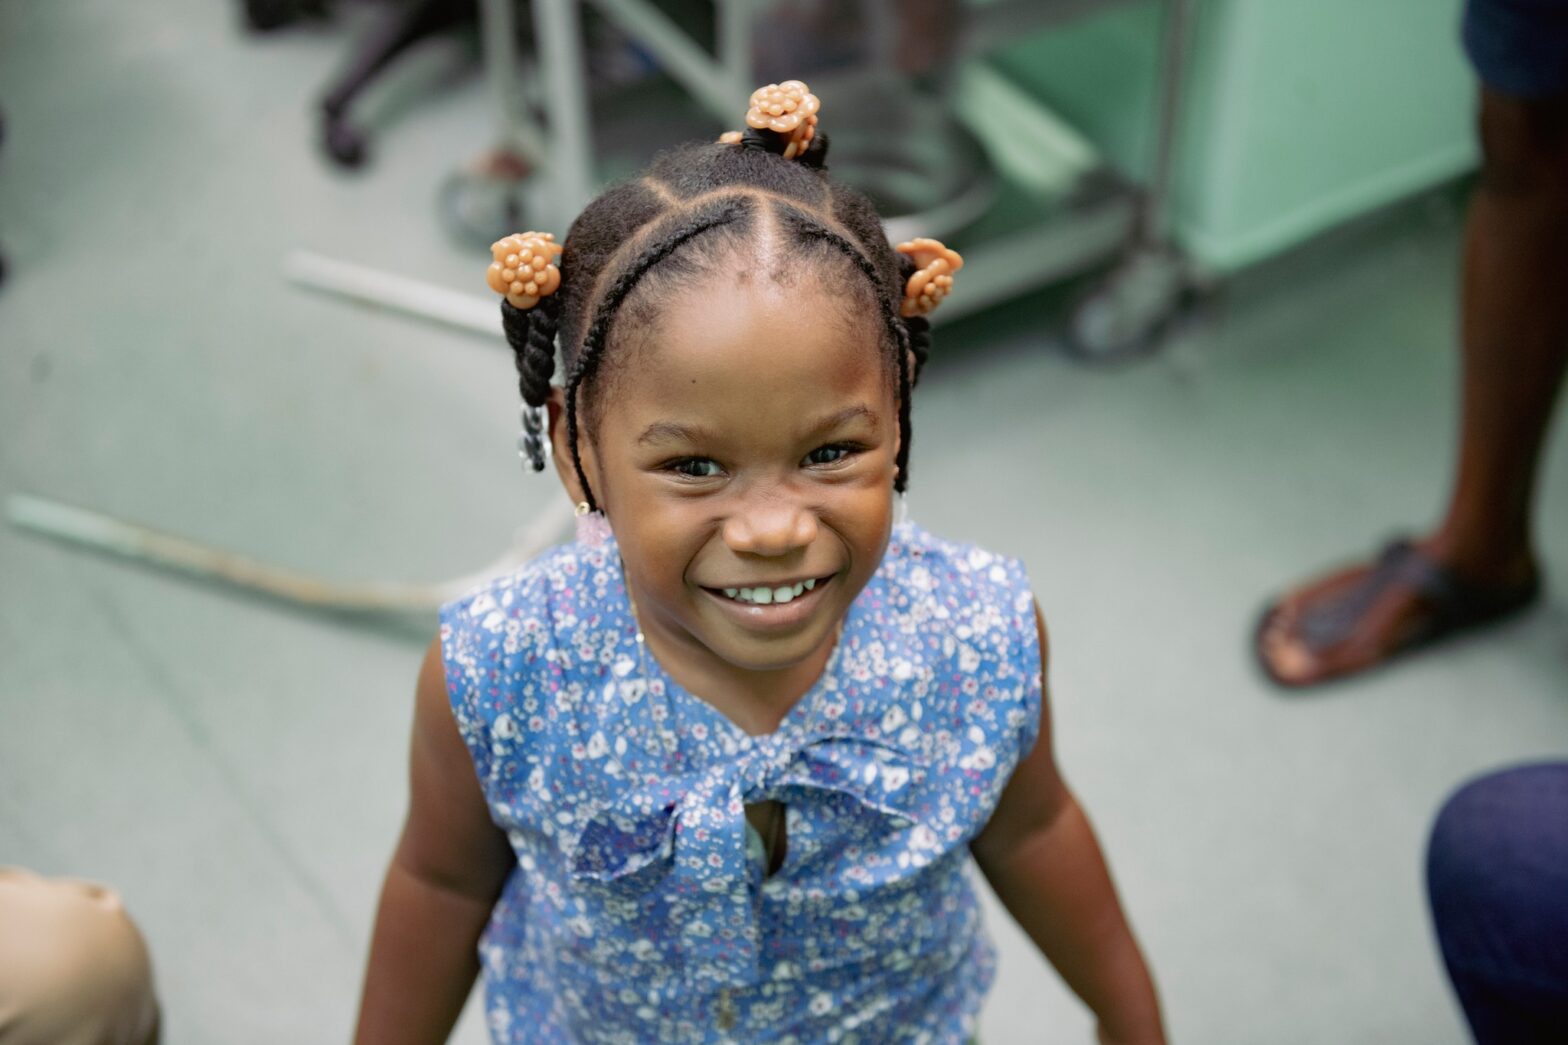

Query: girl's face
left=578, top=271, right=899, bottom=683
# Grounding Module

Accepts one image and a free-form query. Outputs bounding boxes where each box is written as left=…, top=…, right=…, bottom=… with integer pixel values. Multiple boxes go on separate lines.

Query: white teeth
left=718, top=577, right=827, bottom=602
left=719, top=578, right=826, bottom=605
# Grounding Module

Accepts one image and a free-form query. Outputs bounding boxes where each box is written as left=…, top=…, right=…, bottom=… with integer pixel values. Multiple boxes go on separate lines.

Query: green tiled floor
left=2, top=2, right=1565, bottom=1043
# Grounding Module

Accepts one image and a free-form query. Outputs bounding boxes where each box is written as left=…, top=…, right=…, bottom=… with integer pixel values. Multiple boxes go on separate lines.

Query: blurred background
left=1, top=0, right=1565, bottom=1041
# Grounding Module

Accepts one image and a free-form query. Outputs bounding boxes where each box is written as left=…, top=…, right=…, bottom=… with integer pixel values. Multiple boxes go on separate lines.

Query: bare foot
left=1255, top=537, right=1540, bottom=688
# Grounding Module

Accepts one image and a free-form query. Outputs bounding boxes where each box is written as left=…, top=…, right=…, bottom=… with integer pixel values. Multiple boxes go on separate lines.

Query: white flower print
left=960, top=746, right=996, bottom=771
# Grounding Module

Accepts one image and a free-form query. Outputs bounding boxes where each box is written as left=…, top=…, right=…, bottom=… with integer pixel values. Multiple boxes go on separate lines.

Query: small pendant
left=715, top=988, right=737, bottom=1031
left=574, top=502, right=612, bottom=548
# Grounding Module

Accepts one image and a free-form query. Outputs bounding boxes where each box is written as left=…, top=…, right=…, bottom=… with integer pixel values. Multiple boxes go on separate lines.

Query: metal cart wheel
left=1068, top=244, right=1190, bottom=361
left=437, top=149, right=534, bottom=246
left=321, top=112, right=368, bottom=168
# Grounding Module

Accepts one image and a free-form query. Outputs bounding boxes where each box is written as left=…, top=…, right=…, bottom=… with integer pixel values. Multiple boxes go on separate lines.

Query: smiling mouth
left=707, top=575, right=833, bottom=606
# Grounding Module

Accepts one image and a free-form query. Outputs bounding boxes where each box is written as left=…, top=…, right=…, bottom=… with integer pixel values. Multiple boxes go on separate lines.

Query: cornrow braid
left=564, top=199, right=750, bottom=510
left=533, top=127, right=936, bottom=512
left=777, top=205, right=914, bottom=493
left=896, top=252, right=933, bottom=386
left=500, top=294, right=560, bottom=471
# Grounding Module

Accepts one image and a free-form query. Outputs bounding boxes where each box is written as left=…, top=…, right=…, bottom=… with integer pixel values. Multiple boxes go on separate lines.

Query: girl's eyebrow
left=636, top=405, right=877, bottom=447
left=811, top=405, right=879, bottom=433
left=637, top=420, right=707, bottom=445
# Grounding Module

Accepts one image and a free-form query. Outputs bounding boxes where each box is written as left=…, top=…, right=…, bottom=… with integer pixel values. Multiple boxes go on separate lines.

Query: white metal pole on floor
left=283, top=251, right=499, bottom=338
left=4, top=493, right=575, bottom=615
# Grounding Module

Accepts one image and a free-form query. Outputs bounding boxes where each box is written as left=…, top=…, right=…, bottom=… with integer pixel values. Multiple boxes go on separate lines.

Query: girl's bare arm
left=970, top=605, right=1166, bottom=1045
left=354, top=638, right=517, bottom=1045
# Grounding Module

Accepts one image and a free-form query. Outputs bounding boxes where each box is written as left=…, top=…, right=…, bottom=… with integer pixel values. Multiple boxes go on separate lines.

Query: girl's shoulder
left=437, top=540, right=627, bottom=780
left=437, top=538, right=627, bottom=701
left=880, top=521, right=1035, bottom=615
left=441, top=539, right=623, bottom=637
left=870, top=523, right=1045, bottom=780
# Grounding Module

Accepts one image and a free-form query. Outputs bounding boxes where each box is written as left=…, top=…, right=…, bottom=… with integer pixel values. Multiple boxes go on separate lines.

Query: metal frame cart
left=8, top=0, right=1197, bottom=616
left=292, top=0, right=1198, bottom=357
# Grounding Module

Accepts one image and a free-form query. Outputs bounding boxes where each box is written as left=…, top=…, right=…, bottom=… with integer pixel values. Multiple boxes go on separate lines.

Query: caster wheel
left=1069, top=245, right=1190, bottom=362
left=244, top=0, right=329, bottom=32
left=438, top=151, right=535, bottom=247
left=322, top=116, right=367, bottom=168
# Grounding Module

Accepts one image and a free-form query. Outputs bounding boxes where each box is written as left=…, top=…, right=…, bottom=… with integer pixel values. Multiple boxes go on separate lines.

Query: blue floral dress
left=440, top=521, right=1042, bottom=1044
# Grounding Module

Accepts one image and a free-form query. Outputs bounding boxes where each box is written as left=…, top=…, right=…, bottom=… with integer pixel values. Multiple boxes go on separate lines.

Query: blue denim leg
left=1426, top=762, right=1568, bottom=1045
left=1463, top=0, right=1568, bottom=99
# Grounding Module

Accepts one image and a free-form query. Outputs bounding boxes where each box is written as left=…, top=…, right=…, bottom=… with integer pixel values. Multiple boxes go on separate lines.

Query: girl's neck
left=633, top=594, right=841, bottom=737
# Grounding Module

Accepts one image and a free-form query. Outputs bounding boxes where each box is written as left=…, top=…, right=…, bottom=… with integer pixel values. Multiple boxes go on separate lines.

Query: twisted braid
left=564, top=201, right=749, bottom=510
left=501, top=294, right=560, bottom=471
left=733, top=126, right=831, bottom=171
left=798, top=131, right=831, bottom=172
left=502, top=296, right=560, bottom=407
left=737, top=126, right=788, bottom=157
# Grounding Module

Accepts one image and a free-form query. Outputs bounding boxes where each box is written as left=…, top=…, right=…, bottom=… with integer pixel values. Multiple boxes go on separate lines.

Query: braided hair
left=502, top=294, right=560, bottom=469
left=499, top=129, right=935, bottom=511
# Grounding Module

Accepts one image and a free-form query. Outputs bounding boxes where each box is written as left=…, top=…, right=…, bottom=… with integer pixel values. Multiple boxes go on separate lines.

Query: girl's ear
left=546, top=386, right=595, bottom=507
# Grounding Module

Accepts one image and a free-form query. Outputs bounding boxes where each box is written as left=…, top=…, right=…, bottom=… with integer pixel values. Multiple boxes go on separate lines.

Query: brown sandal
left=1254, top=539, right=1542, bottom=689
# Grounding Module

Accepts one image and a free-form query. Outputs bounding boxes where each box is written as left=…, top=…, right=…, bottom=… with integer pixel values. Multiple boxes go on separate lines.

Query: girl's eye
left=670, top=458, right=722, bottom=478
left=805, top=444, right=858, bottom=467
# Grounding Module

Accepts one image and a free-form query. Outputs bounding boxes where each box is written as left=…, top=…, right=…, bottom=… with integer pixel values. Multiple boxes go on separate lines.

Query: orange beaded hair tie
left=487, top=231, right=566, bottom=476
left=895, top=238, right=964, bottom=318
left=487, top=232, right=564, bottom=310
left=717, top=80, right=822, bottom=162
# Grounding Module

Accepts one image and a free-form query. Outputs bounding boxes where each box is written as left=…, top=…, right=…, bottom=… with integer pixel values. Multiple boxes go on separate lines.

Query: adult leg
left=1256, top=84, right=1568, bottom=687
left=1426, top=763, right=1568, bottom=1044
left=1435, top=89, right=1568, bottom=574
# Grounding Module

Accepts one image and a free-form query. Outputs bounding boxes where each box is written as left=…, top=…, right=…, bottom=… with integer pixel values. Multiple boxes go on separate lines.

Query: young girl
left=355, top=81, right=1165, bottom=1045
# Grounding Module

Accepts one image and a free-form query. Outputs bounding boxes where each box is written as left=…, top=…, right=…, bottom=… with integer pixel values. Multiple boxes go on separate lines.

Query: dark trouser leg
left=1426, top=763, right=1568, bottom=1045
left=1428, top=88, right=1568, bottom=582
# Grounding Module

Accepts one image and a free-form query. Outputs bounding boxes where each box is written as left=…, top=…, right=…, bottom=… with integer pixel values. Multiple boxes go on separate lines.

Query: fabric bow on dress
left=568, top=729, right=937, bottom=988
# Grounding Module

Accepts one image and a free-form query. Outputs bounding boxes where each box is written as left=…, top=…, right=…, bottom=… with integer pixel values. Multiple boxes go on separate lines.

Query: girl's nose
left=722, top=499, right=818, bottom=556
